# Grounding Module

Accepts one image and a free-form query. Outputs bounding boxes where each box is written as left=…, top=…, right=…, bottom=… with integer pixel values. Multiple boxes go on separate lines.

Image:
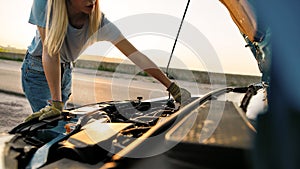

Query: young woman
left=23, top=0, right=190, bottom=122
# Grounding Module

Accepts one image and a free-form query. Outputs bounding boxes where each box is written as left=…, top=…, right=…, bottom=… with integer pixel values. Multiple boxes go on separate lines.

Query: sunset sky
left=0, top=0, right=260, bottom=75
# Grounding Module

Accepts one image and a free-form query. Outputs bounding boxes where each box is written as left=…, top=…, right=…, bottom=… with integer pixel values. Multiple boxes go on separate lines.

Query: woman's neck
left=66, top=1, right=88, bottom=29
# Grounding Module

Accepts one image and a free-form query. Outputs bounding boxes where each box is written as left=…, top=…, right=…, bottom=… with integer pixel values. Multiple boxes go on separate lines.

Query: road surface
left=0, top=59, right=214, bottom=133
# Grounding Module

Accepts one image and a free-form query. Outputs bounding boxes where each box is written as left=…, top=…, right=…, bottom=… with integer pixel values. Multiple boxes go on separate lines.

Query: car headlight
left=0, top=133, right=14, bottom=169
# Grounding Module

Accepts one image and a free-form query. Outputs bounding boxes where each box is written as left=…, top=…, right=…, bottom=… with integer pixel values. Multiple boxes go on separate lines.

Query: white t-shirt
left=27, top=0, right=122, bottom=63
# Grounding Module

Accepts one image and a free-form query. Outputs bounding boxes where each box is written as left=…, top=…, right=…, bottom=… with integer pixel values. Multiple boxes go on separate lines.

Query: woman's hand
left=24, top=101, right=64, bottom=122
left=167, top=82, right=191, bottom=104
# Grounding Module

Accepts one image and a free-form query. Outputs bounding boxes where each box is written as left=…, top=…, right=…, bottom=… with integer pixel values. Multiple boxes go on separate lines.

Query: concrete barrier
left=74, top=59, right=261, bottom=86
left=0, top=52, right=261, bottom=86
left=0, top=51, right=25, bottom=61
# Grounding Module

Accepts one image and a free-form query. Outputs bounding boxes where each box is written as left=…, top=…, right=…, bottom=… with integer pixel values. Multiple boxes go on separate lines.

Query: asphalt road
left=0, top=59, right=212, bottom=103
left=0, top=59, right=213, bottom=133
left=0, top=91, right=31, bottom=133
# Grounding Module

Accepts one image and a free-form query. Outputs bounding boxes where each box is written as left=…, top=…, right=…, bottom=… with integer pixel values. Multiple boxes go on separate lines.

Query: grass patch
left=0, top=56, right=23, bottom=62
left=137, top=71, right=148, bottom=77
left=97, top=65, right=116, bottom=72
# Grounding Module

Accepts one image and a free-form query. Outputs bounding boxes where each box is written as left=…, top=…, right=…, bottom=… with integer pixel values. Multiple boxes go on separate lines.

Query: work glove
left=167, top=82, right=191, bottom=104
left=24, top=101, right=64, bottom=122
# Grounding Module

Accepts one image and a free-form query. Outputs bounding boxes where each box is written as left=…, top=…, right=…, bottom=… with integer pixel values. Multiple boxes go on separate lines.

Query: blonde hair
left=45, top=0, right=102, bottom=57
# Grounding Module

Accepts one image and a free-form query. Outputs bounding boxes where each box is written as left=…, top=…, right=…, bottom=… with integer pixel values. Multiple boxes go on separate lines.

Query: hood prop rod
left=166, top=0, right=191, bottom=100
left=166, top=0, right=191, bottom=77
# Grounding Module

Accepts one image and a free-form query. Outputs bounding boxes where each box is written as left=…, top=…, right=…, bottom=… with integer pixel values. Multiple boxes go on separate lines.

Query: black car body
left=1, top=83, right=266, bottom=169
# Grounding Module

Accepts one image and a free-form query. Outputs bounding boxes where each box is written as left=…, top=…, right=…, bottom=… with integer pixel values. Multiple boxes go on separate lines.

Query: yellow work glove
left=24, top=101, right=64, bottom=122
left=167, top=82, right=191, bottom=104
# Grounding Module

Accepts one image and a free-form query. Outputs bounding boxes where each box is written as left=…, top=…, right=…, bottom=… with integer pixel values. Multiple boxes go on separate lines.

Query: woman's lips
left=85, top=4, right=94, bottom=11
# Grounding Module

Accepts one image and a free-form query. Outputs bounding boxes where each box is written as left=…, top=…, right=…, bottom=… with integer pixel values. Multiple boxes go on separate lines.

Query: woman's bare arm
left=38, top=26, right=62, bottom=102
left=114, top=37, right=172, bottom=88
